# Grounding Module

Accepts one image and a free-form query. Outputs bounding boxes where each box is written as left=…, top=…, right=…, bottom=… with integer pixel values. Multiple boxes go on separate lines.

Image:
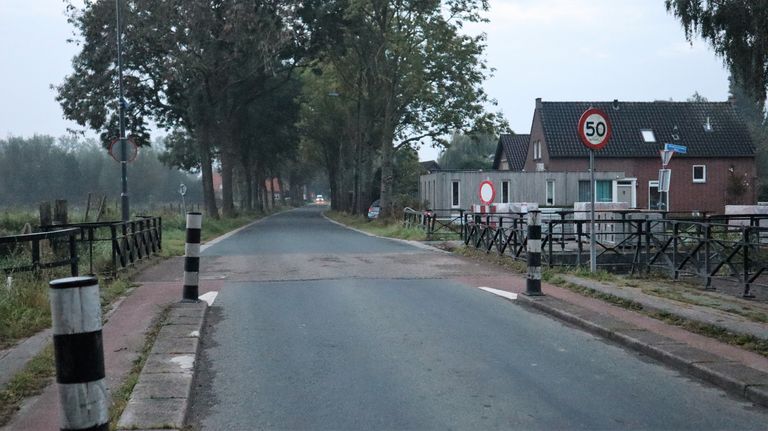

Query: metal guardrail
left=0, top=228, right=80, bottom=276
left=460, top=209, right=768, bottom=298
left=39, top=216, right=162, bottom=275
left=403, top=208, right=466, bottom=239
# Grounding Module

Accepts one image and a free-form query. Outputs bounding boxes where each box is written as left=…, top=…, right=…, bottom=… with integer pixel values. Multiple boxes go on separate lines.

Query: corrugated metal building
left=420, top=170, right=628, bottom=210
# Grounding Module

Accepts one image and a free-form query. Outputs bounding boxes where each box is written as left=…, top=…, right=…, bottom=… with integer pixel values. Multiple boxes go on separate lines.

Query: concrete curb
left=116, top=301, right=208, bottom=430
left=515, top=294, right=768, bottom=408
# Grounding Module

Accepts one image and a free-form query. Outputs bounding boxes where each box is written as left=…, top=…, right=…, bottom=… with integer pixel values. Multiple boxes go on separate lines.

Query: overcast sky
left=0, top=0, right=729, bottom=161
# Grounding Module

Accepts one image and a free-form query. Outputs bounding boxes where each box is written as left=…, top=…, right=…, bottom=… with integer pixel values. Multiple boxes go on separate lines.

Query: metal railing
left=461, top=209, right=768, bottom=298
left=403, top=208, right=466, bottom=239
left=0, top=228, right=80, bottom=276
left=40, top=216, right=162, bottom=275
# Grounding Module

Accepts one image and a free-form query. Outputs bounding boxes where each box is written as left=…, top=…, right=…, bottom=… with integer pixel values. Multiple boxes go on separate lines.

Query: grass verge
left=108, top=306, right=170, bottom=430
left=325, top=210, right=428, bottom=241
left=0, top=344, right=55, bottom=427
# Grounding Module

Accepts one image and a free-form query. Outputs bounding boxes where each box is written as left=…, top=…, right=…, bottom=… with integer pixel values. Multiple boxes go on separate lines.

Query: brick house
left=492, top=134, right=529, bottom=171
left=520, top=98, right=757, bottom=212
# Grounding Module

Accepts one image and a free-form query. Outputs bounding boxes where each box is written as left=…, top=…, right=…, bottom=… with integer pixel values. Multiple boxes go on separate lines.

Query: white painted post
left=183, top=212, right=203, bottom=301
left=49, top=276, right=109, bottom=431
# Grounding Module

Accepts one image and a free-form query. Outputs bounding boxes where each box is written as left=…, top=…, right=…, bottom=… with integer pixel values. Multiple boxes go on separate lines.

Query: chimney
left=612, top=99, right=620, bottom=110
left=535, top=97, right=543, bottom=109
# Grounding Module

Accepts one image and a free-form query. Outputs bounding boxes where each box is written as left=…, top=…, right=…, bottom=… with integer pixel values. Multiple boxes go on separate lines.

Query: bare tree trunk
left=220, top=149, right=236, bottom=217
left=198, top=126, right=219, bottom=219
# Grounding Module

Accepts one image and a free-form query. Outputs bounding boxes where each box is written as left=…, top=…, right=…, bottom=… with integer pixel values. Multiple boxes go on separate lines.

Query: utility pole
left=116, top=0, right=129, bottom=222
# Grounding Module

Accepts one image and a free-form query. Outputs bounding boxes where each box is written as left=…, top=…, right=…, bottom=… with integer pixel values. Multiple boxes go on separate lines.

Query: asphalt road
left=187, top=206, right=768, bottom=430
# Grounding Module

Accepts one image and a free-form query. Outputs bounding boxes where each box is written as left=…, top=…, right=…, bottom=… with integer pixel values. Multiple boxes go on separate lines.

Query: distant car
left=315, top=194, right=325, bottom=204
left=367, top=199, right=381, bottom=220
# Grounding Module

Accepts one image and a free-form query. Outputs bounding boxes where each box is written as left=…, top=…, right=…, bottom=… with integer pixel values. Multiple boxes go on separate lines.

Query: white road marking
left=199, top=291, right=219, bottom=306
left=478, top=287, right=518, bottom=301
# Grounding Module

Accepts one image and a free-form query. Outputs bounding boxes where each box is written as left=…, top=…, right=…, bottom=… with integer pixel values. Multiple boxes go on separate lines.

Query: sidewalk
left=0, top=256, right=222, bottom=431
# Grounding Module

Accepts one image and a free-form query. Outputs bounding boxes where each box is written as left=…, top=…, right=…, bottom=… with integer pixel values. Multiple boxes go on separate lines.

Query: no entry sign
left=578, top=108, right=612, bottom=151
left=478, top=180, right=495, bottom=205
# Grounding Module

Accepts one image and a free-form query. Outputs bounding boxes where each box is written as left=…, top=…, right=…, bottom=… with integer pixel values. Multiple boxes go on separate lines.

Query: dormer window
left=641, top=130, right=656, bottom=143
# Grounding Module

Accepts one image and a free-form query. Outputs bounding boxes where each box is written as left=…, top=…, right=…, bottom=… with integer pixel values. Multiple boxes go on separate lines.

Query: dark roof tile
left=540, top=101, right=755, bottom=158
left=493, top=134, right=529, bottom=170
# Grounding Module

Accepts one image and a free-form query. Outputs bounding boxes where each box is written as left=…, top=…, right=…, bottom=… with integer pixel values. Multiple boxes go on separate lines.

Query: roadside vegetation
left=325, top=211, right=428, bottom=241
left=0, top=205, right=264, bottom=426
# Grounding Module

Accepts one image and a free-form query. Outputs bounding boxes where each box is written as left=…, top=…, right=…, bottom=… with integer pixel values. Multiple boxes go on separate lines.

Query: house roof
left=493, top=134, right=530, bottom=170
left=539, top=101, right=755, bottom=158
left=420, top=160, right=441, bottom=172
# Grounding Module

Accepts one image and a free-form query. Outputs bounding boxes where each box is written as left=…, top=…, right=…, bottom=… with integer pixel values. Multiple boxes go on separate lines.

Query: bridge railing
left=39, top=216, right=162, bottom=275
left=0, top=228, right=80, bottom=276
left=461, top=209, right=768, bottom=298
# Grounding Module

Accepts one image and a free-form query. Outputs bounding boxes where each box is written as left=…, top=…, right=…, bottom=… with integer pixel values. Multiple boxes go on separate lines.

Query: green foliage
left=666, top=0, right=768, bottom=104
left=0, top=344, right=55, bottom=427
left=0, top=276, right=50, bottom=350
left=437, top=133, right=497, bottom=170
left=0, top=135, right=201, bottom=207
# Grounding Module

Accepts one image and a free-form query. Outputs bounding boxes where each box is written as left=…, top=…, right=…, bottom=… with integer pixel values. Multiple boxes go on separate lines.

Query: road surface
left=187, top=206, right=768, bottom=430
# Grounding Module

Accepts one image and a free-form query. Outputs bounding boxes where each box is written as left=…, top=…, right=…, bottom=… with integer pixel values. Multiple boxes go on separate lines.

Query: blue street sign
left=664, top=143, right=687, bottom=154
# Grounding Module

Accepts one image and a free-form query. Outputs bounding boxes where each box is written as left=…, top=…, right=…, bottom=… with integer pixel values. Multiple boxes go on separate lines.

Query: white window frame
left=502, top=181, right=510, bottom=204
left=545, top=179, right=555, bottom=206
left=692, top=165, right=706, bottom=183
left=641, top=129, right=656, bottom=143
left=451, top=180, right=460, bottom=208
left=533, top=141, right=542, bottom=160
left=648, top=180, right=668, bottom=210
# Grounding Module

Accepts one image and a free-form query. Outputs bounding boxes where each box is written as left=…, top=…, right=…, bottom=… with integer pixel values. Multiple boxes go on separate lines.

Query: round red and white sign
left=478, top=180, right=495, bottom=205
left=577, top=108, right=612, bottom=151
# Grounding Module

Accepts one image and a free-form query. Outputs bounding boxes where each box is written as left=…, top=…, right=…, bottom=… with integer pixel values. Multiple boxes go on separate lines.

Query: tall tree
left=58, top=0, right=308, bottom=218
left=312, top=0, right=505, bottom=217
left=438, top=133, right=497, bottom=170
left=666, top=0, right=768, bottom=103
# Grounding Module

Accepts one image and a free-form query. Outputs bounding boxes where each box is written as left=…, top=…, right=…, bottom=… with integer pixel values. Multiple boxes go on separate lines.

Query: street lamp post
left=116, top=0, right=129, bottom=222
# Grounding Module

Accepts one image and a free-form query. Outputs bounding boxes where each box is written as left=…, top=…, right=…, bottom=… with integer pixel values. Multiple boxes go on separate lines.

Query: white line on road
left=199, top=291, right=219, bottom=306
left=478, top=287, right=518, bottom=301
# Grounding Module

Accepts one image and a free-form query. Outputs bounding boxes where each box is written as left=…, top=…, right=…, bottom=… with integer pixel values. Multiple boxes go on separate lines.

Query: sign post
left=578, top=108, right=612, bottom=273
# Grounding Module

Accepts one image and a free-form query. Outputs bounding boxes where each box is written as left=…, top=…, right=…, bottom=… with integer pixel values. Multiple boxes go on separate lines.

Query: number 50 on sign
left=578, top=108, right=612, bottom=151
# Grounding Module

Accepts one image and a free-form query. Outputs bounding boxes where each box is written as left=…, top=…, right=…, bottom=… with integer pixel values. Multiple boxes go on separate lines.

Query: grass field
left=325, top=210, right=428, bottom=241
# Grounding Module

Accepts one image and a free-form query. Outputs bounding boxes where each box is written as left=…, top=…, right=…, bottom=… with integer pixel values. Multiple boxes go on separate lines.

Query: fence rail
left=38, top=216, right=162, bottom=275
left=454, top=209, right=768, bottom=298
left=0, top=228, right=80, bottom=276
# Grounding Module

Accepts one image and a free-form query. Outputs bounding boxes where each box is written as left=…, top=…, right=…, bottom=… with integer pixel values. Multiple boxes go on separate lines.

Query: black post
left=116, top=0, right=130, bottom=222
left=49, top=276, right=108, bottom=431
left=183, top=212, right=202, bottom=302
left=525, top=210, right=543, bottom=296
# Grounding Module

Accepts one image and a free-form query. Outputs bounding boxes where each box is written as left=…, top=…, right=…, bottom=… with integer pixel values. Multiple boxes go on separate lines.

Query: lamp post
left=116, top=0, right=129, bottom=222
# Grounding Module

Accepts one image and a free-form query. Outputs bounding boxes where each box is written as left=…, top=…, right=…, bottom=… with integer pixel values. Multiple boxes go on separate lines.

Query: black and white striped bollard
left=49, top=276, right=109, bottom=431
left=183, top=212, right=202, bottom=302
left=525, top=210, right=543, bottom=296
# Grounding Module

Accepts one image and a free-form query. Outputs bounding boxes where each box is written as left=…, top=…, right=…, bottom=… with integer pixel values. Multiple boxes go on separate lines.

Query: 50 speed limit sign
left=577, top=108, right=612, bottom=151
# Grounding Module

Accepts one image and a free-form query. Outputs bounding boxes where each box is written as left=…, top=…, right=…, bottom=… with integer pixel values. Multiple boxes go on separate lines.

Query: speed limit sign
left=578, top=108, right=612, bottom=151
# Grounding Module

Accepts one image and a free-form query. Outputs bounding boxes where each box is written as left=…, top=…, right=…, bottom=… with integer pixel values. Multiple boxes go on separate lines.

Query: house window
left=578, top=180, right=591, bottom=202
left=451, top=180, right=460, bottom=208
left=502, top=181, right=510, bottom=204
left=641, top=129, right=656, bottom=143
left=648, top=180, right=668, bottom=210
left=533, top=141, right=542, bottom=160
left=546, top=180, right=555, bottom=206
left=693, top=165, right=706, bottom=183
left=596, top=180, right=613, bottom=202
